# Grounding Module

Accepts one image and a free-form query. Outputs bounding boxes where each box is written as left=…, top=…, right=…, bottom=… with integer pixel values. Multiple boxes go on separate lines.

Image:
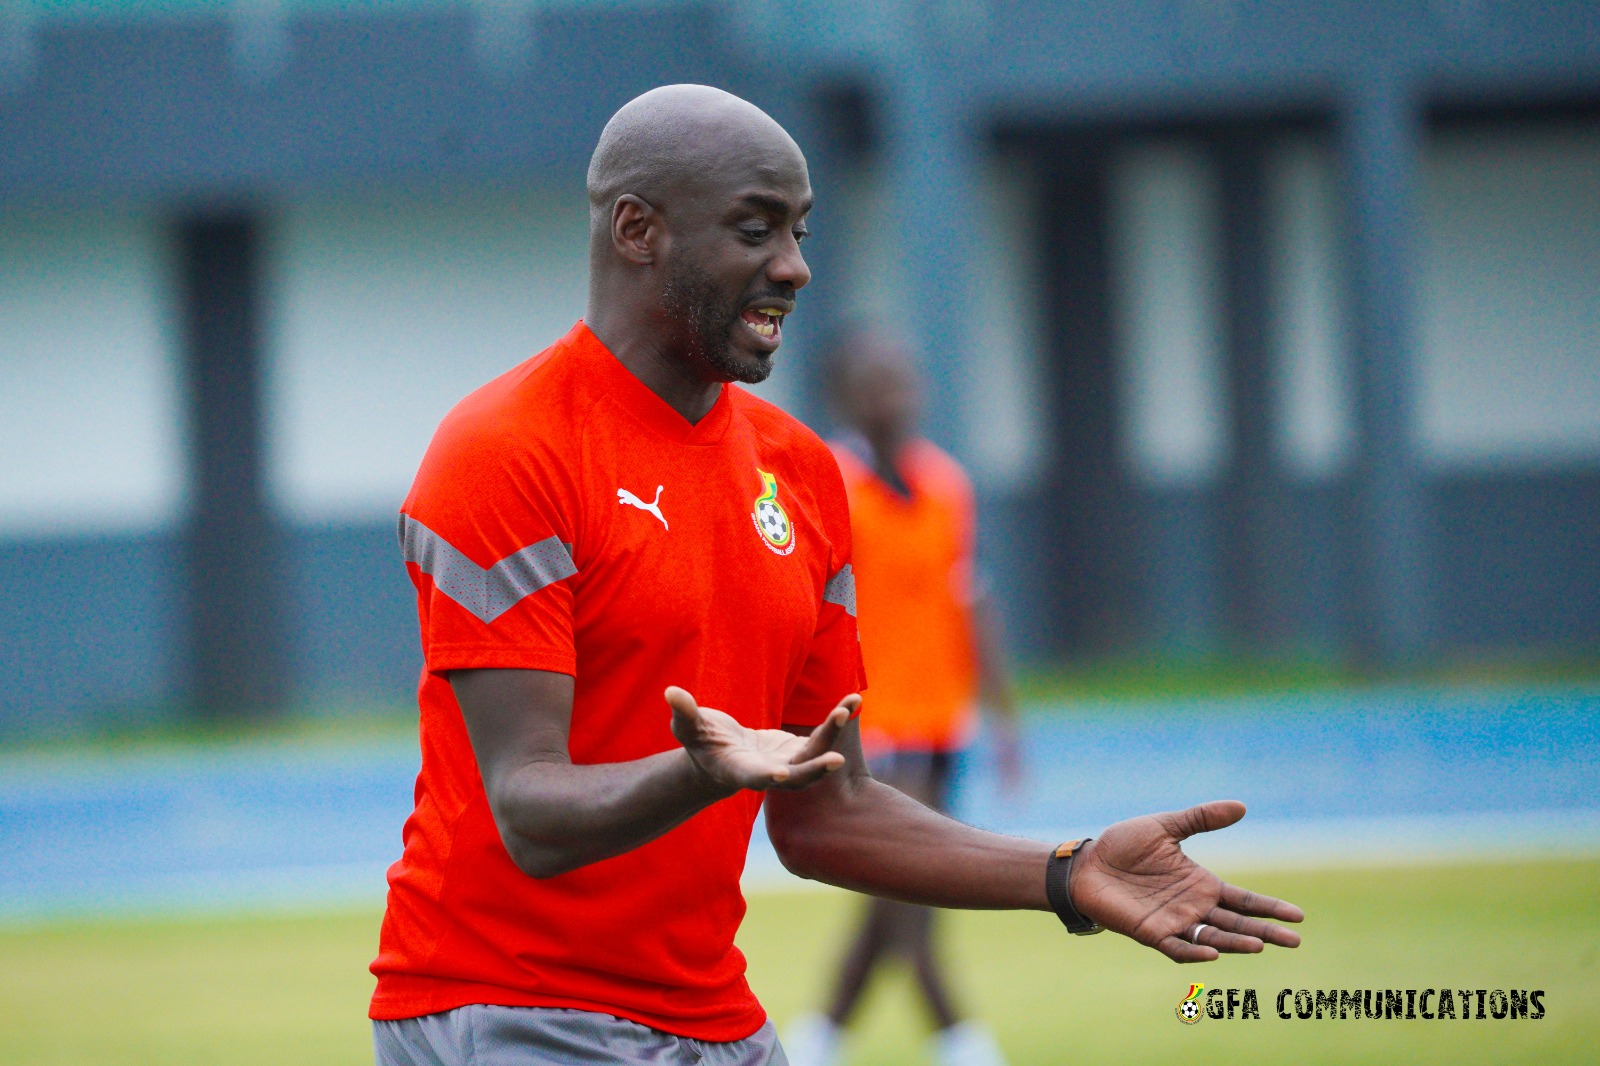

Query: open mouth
left=740, top=306, right=787, bottom=343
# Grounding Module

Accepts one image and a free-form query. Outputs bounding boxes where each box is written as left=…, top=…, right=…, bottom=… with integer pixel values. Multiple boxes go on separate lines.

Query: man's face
left=658, top=148, right=812, bottom=385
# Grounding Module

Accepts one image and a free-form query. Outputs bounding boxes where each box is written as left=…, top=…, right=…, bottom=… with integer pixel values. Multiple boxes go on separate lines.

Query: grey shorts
left=373, top=1004, right=789, bottom=1066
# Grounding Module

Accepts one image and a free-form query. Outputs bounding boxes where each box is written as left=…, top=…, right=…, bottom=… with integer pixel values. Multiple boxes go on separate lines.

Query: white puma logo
left=617, top=485, right=668, bottom=531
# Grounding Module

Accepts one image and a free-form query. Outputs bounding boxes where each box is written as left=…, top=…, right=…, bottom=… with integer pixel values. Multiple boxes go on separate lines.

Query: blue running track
left=1, top=688, right=1596, bottom=921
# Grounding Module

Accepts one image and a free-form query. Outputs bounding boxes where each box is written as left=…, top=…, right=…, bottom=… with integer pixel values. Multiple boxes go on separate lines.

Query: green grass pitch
left=1, top=858, right=1594, bottom=1064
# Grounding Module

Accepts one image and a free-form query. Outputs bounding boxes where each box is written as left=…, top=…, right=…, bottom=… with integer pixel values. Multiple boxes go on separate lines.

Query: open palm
left=1072, top=800, right=1304, bottom=962
left=666, top=686, right=856, bottom=792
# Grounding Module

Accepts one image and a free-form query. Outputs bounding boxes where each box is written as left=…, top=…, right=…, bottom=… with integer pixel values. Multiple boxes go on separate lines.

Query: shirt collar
left=565, top=321, right=733, bottom=446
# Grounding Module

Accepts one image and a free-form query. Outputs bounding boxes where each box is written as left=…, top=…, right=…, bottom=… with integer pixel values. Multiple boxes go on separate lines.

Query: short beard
left=661, top=259, right=773, bottom=385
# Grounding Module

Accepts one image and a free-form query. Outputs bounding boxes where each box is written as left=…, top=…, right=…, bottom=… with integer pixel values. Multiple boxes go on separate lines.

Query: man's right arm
left=452, top=668, right=854, bottom=878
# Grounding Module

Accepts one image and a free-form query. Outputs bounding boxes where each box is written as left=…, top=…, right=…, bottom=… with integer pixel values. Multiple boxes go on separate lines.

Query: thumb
left=664, top=686, right=701, bottom=738
left=1161, top=800, right=1247, bottom=841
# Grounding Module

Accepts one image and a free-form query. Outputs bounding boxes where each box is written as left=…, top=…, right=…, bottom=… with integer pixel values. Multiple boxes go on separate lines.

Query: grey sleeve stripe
left=822, top=563, right=857, bottom=617
left=398, top=514, right=577, bottom=624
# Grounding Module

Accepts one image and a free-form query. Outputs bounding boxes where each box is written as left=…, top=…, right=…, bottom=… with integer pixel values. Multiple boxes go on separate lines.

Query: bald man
left=370, top=85, right=1302, bottom=1066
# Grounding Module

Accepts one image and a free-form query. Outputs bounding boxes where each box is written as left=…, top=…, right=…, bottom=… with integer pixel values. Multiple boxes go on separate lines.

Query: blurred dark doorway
left=1018, top=116, right=1336, bottom=663
left=1029, top=134, right=1139, bottom=659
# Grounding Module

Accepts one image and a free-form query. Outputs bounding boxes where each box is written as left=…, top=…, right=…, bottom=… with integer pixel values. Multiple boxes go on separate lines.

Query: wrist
left=678, top=747, right=739, bottom=801
left=1044, top=837, right=1103, bottom=935
left=1068, top=837, right=1095, bottom=904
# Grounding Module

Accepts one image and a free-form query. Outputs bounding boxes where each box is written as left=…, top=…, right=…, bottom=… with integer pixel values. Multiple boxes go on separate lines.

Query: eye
left=793, top=225, right=809, bottom=243
left=739, top=223, right=771, bottom=242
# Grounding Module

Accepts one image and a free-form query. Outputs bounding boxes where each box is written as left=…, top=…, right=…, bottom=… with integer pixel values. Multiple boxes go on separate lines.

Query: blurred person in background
left=784, top=330, right=1022, bottom=1066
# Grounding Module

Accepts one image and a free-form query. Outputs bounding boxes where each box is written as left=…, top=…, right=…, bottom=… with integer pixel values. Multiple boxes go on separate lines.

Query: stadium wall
left=2, top=1, right=1598, bottom=728
left=4, top=123, right=1598, bottom=725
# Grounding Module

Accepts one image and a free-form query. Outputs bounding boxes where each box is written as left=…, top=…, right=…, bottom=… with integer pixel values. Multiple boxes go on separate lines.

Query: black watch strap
left=1045, top=838, right=1102, bottom=935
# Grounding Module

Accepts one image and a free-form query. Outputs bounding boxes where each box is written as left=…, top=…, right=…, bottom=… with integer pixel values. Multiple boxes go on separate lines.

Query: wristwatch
left=1045, top=838, right=1103, bottom=935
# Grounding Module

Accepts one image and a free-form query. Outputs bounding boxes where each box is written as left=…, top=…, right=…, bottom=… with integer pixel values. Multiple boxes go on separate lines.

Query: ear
left=611, top=194, right=663, bottom=265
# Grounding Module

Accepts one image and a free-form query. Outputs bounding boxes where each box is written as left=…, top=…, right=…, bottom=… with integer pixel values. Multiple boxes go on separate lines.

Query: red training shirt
left=370, top=322, right=864, bottom=1041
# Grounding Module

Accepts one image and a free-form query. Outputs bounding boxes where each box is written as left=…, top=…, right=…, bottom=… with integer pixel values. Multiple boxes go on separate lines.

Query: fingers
left=773, top=750, right=847, bottom=789
left=1207, top=907, right=1303, bottom=948
left=721, top=752, right=810, bottom=791
left=1152, top=910, right=1300, bottom=966
left=774, top=697, right=856, bottom=786
left=1158, top=917, right=1289, bottom=962
left=1155, top=936, right=1219, bottom=964
left=1189, top=922, right=1264, bottom=954
left=664, top=687, right=851, bottom=792
left=1218, top=882, right=1305, bottom=924
left=790, top=699, right=855, bottom=764
left=743, top=749, right=843, bottom=790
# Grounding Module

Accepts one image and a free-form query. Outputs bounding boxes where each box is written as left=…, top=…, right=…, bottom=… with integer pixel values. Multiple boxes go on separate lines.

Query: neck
left=864, top=428, right=909, bottom=467
left=859, top=428, right=912, bottom=496
left=586, top=305, right=723, bottom=425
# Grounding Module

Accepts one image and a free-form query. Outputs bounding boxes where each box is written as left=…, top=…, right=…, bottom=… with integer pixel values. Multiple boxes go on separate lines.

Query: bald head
left=583, top=84, right=814, bottom=396
left=587, top=84, right=804, bottom=235
left=827, top=327, right=924, bottom=444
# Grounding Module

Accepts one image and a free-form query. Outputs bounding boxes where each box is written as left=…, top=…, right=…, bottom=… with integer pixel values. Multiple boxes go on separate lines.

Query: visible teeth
left=749, top=320, right=775, bottom=338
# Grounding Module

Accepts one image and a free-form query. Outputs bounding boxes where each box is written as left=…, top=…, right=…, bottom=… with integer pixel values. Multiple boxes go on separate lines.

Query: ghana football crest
left=751, top=469, right=795, bottom=555
left=1176, top=983, right=1205, bottom=1024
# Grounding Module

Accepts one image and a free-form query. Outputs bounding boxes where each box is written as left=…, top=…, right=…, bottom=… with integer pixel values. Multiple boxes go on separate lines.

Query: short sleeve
left=399, top=409, right=578, bottom=678
left=784, top=562, right=868, bottom=727
left=783, top=448, right=868, bottom=727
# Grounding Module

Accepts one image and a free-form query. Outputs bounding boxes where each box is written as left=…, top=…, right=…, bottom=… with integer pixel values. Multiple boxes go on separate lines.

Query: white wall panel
left=834, top=164, right=912, bottom=329
left=1419, top=128, right=1600, bottom=468
left=963, top=154, right=1051, bottom=491
left=1108, top=143, right=1229, bottom=486
left=267, top=186, right=589, bottom=522
left=0, top=209, right=183, bottom=535
left=1265, top=139, right=1355, bottom=480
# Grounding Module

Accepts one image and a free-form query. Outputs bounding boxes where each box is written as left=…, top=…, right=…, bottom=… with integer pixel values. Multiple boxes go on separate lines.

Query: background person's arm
left=453, top=669, right=855, bottom=879
left=971, top=589, right=1024, bottom=792
left=765, top=719, right=1304, bottom=963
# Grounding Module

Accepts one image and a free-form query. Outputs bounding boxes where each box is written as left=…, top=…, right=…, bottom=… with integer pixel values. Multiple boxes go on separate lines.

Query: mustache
left=739, top=286, right=796, bottom=310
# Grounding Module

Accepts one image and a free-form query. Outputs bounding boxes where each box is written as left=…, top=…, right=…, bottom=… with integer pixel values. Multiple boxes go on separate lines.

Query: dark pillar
left=1216, top=132, right=1287, bottom=651
left=1034, top=138, right=1133, bottom=657
left=177, top=214, right=287, bottom=718
left=1338, top=73, right=1429, bottom=667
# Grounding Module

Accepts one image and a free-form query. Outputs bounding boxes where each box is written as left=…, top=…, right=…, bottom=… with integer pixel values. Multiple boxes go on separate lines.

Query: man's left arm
left=764, top=719, right=1304, bottom=963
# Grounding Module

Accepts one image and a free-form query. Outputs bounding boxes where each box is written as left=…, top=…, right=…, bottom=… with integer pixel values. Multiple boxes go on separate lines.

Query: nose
left=768, top=235, right=810, bottom=291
